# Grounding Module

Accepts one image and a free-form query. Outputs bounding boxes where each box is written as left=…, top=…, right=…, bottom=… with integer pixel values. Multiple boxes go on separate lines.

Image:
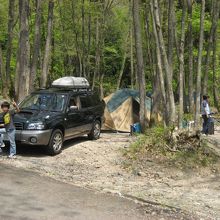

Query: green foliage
left=0, top=0, right=219, bottom=112
left=0, top=1, right=8, bottom=44
left=191, top=3, right=211, bottom=34
left=171, top=144, right=218, bottom=168
left=123, top=125, right=219, bottom=170
left=124, top=126, right=173, bottom=160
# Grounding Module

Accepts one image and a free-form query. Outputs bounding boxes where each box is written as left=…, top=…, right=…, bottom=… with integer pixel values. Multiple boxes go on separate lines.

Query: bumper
left=4, top=129, right=52, bottom=146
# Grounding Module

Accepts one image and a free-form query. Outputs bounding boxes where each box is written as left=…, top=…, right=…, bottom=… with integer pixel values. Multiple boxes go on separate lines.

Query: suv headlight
left=27, top=122, right=45, bottom=130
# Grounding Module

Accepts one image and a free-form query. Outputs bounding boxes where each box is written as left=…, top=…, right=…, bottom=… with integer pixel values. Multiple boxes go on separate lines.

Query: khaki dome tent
left=103, top=89, right=152, bottom=132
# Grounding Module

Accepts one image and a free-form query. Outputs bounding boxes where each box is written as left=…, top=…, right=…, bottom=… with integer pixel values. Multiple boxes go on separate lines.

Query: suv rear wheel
left=47, top=129, right=63, bottom=155
left=88, top=120, right=101, bottom=140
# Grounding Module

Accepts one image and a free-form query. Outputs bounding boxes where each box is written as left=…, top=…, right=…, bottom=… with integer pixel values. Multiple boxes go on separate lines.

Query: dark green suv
left=1, top=77, right=105, bottom=155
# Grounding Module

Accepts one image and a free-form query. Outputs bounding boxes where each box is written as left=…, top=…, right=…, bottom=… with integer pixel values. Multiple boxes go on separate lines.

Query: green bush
left=123, top=125, right=219, bottom=170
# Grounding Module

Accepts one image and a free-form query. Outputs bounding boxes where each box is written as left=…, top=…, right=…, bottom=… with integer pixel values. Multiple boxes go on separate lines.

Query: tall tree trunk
left=178, top=2, right=187, bottom=129
left=150, top=70, right=162, bottom=125
left=187, top=0, right=194, bottom=113
left=15, top=0, right=30, bottom=102
left=150, top=2, right=167, bottom=123
left=153, top=0, right=176, bottom=124
left=81, top=0, right=86, bottom=77
left=212, top=1, right=220, bottom=110
left=0, top=45, right=7, bottom=98
left=70, top=0, right=82, bottom=76
left=130, top=4, right=135, bottom=89
left=144, top=5, right=154, bottom=86
left=173, top=14, right=180, bottom=63
left=30, top=0, right=42, bottom=92
left=117, top=32, right=129, bottom=90
left=98, top=1, right=110, bottom=98
left=58, top=0, right=70, bottom=75
left=194, top=0, right=205, bottom=130
left=145, top=4, right=161, bottom=125
left=92, top=18, right=100, bottom=90
left=133, top=0, right=147, bottom=131
left=167, top=0, right=174, bottom=79
left=130, top=23, right=134, bottom=89
left=213, top=32, right=219, bottom=110
left=99, top=21, right=105, bottom=100
left=5, top=0, right=15, bottom=96
left=86, top=14, right=91, bottom=80
left=129, top=0, right=134, bottom=89
left=202, top=0, right=220, bottom=96
left=116, top=52, right=127, bottom=90
left=41, top=0, right=54, bottom=88
left=78, top=54, right=82, bottom=77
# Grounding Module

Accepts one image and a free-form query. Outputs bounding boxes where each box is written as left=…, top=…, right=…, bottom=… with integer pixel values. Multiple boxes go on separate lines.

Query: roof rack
left=55, top=87, right=92, bottom=93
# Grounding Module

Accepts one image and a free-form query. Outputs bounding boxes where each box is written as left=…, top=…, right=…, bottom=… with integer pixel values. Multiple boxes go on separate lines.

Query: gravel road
left=1, top=133, right=219, bottom=219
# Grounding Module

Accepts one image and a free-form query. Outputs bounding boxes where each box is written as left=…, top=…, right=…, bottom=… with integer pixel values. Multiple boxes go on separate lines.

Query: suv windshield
left=19, top=93, right=67, bottom=112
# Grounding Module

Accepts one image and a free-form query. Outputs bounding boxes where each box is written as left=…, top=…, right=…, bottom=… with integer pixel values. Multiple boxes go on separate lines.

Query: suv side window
left=69, top=96, right=81, bottom=109
left=80, top=93, right=100, bottom=108
left=90, top=93, right=100, bottom=106
left=80, top=95, right=92, bottom=108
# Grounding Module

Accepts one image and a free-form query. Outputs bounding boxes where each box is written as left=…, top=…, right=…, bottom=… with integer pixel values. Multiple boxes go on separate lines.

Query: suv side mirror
left=69, top=106, right=78, bottom=112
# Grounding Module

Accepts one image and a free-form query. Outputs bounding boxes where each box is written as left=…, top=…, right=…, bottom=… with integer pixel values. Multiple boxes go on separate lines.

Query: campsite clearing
left=1, top=133, right=220, bottom=219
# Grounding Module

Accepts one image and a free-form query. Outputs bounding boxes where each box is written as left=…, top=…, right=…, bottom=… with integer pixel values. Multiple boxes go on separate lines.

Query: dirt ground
left=1, top=133, right=220, bottom=219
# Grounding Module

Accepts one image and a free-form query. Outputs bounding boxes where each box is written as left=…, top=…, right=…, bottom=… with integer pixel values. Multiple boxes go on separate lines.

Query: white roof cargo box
left=52, top=77, right=90, bottom=88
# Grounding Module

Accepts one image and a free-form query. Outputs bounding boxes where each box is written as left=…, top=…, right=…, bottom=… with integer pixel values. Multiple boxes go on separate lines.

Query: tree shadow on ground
left=2, top=136, right=89, bottom=158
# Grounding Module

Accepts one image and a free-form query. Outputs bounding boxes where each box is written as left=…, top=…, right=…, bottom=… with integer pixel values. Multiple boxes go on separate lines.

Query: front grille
left=15, top=122, right=24, bottom=130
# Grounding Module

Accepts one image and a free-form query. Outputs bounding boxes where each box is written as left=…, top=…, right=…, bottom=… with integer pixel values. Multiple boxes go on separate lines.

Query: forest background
left=0, top=0, right=219, bottom=130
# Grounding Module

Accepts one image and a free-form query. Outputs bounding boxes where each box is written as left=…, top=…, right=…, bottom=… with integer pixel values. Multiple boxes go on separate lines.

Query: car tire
left=47, top=129, right=63, bottom=155
left=88, top=120, right=101, bottom=140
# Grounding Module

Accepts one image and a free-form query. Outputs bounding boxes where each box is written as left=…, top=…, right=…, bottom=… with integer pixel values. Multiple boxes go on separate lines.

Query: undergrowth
left=123, top=126, right=219, bottom=170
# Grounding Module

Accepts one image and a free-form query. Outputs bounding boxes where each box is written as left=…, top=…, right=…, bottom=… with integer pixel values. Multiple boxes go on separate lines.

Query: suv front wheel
left=88, top=120, right=101, bottom=140
left=47, top=129, right=63, bottom=155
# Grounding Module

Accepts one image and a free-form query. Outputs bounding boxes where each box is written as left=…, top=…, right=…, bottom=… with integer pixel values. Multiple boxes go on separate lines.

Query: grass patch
left=123, top=126, right=219, bottom=170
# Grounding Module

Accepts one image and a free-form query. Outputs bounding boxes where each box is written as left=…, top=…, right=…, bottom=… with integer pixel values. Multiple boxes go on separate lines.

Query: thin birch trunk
left=70, top=0, right=82, bottom=76
left=15, top=0, right=30, bottom=102
left=41, top=0, right=54, bottom=88
left=150, top=2, right=167, bottom=122
left=30, top=0, right=42, bottom=92
left=153, top=0, right=176, bottom=124
left=167, top=0, right=174, bottom=79
left=116, top=32, right=129, bottom=90
left=130, top=23, right=134, bottom=89
left=58, top=0, right=70, bottom=75
left=86, top=14, right=91, bottom=80
left=81, top=0, right=86, bottom=77
left=187, top=0, right=194, bottom=113
left=213, top=31, right=219, bottom=110
left=202, top=0, right=220, bottom=96
left=194, top=0, right=205, bottom=130
left=178, top=2, right=187, bottom=129
left=116, top=52, right=127, bottom=90
left=212, top=1, right=220, bottom=110
left=92, top=19, right=100, bottom=90
left=133, top=0, right=147, bottom=130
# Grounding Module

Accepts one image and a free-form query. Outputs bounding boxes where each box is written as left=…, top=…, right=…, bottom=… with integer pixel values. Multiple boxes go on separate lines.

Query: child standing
left=0, top=101, right=20, bottom=158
